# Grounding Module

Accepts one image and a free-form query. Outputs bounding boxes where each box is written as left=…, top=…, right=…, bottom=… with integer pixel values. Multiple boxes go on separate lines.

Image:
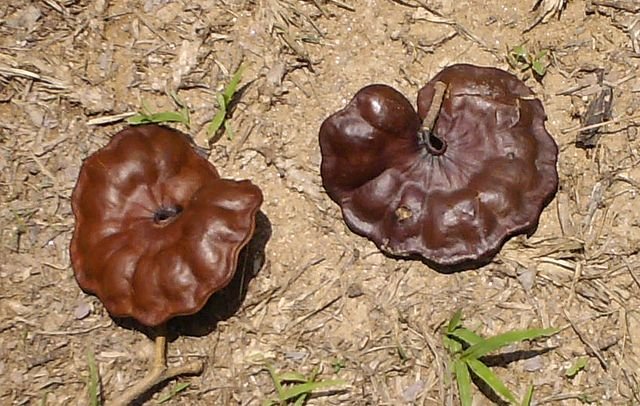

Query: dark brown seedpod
left=319, top=64, right=558, bottom=271
left=71, top=124, right=263, bottom=326
left=70, top=124, right=263, bottom=404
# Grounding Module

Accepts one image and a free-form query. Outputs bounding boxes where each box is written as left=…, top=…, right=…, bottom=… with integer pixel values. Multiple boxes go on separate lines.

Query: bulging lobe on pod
left=319, top=64, right=558, bottom=272
left=70, top=125, right=263, bottom=326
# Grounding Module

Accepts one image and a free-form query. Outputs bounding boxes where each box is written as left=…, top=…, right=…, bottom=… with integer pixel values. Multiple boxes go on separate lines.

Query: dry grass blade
left=563, top=310, right=609, bottom=370
left=561, top=113, right=640, bottom=134
left=42, top=0, right=67, bottom=15
left=327, top=0, right=355, bottom=12
left=87, top=112, right=137, bottom=126
left=389, top=0, right=442, bottom=15
left=621, top=257, right=640, bottom=290
left=526, top=0, right=567, bottom=31
left=309, top=0, right=329, bottom=17
left=592, top=0, right=640, bottom=13
left=265, top=0, right=324, bottom=63
left=409, top=5, right=493, bottom=52
left=0, top=65, right=68, bottom=90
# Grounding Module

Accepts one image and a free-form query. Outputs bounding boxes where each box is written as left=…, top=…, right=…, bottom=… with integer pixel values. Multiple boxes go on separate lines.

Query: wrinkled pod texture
left=70, top=125, right=263, bottom=326
left=319, top=64, right=558, bottom=271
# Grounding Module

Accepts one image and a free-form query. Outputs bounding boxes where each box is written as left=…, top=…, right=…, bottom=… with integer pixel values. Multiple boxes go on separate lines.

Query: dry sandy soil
left=2, top=0, right=640, bottom=405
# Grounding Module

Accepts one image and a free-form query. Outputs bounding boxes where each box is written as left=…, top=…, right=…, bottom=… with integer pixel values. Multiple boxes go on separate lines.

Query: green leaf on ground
left=521, top=385, right=534, bottom=406
left=449, top=327, right=484, bottom=347
left=461, top=328, right=559, bottom=360
left=87, top=350, right=101, bottom=406
left=206, top=65, right=245, bottom=140
left=566, top=357, right=588, bottom=378
left=126, top=110, right=190, bottom=126
left=454, top=359, right=473, bottom=406
left=466, top=358, right=518, bottom=405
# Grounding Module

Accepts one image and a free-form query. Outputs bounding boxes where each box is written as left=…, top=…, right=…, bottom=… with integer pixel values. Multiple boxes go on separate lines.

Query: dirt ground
left=1, top=0, right=640, bottom=405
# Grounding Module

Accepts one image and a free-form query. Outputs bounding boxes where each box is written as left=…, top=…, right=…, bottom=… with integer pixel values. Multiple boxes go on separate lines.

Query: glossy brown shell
left=319, top=64, right=558, bottom=271
left=70, top=125, right=263, bottom=326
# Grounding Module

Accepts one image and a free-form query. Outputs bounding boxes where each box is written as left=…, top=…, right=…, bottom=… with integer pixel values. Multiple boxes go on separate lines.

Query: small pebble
left=402, top=380, right=425, bottom=402
left=73, top=300, right=92, bottom=320
left=517, top=266, right=537, bottom=293
left=284, top=351, right=307, bottom=361
left=523, top=355, right=544, bottom=372
left=346, top=283, right=364, bottom=298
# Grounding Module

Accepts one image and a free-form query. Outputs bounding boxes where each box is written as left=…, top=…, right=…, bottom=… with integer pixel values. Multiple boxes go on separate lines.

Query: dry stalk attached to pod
left=70, top=124, right=263, bottom=405
left=319, top=64, right=559, bottom=272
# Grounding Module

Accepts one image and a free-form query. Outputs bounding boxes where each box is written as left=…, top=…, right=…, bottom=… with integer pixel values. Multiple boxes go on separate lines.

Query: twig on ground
left=111, top=326, right=204, bottom=405
left=562, top=113, right=640, bottom=134
left=621, top=257, right=640, bottom=290
left=591, top=0, right=640, bottom=13
left=328, top=0, right=356, bottom=12
left=563, top=310, right=609, bottom=370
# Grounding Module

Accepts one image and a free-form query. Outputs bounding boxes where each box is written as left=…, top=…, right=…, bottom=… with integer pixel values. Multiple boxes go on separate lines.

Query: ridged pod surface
left=70, top=125, right=263, bottom=326
left=319, top=64, right=558, bottom=271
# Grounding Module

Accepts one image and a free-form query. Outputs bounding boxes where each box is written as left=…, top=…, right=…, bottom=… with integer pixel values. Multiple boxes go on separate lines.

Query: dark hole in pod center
left=153, top=205, right=183, bottom=224
left=419, top=129, right=447, bottom=156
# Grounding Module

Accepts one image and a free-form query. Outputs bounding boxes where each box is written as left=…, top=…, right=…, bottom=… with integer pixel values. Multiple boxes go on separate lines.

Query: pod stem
left=422, top=81, right=447, bottom=133
left=110, top=324, right=204, bottom=406
left=420, top=81, right=448, bottom=155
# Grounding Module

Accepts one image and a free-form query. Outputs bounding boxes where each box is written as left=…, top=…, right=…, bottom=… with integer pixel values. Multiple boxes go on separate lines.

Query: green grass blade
left=141, top=100, right=153, bottom=115
left=126, top=114, right=151, bottom=125
left=150, top=111, right=189, bottom=124
left=126, top=111, right=189, bottom=126
left=39, top=391, right=49, bottom=406
left=264, top=365, right=285, bottom=397
left=87, top=350, right=100, bottom=406
left=205, top=66, right=244, bottom=140
left=532, top=60, right=546, bottom=76
left=293, top=393, right=308, bottom=406
left=461, top=328, right=559, bottom=360
left=443, top=335, right=463, bottom=353
left=511, top=45, right=528, bottom=59
left=449, top=327, right=484, bottom=347
left=222, top=65, right=245, bottom=105
left=278, top=379, right=346, bottom=401
left=331, top=359, right=346, bottom=373
left=535, top=50, right=548, bottom=59
left=158, top=382, right=190, bottom=403
left=565, top=357, right=588, bottom=378
left=215, top=92, right=227, bottom=111
left=466, top=358, right=518, bottom=404
left=397, top=344, right=409, bottom=361
left=169, top=91, right=191, bottom=128
left=454, top=359, right=473, bottom=406
left=447, top=309, right=463, bottom=332
left=278, top=371, right=308, bottom=383
left=206, top=95, right=227, bottom=137
left=292, top=368, right=320, bottom=405
left=521, top=385, right=534, bottom=406
left=180, top=106, right=191, bottom=128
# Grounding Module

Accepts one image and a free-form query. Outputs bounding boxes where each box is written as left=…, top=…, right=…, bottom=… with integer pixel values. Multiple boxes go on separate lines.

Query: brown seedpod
left=70, top=124, right=263, bottom=403
left=319, top=64, right=558, bottom=271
